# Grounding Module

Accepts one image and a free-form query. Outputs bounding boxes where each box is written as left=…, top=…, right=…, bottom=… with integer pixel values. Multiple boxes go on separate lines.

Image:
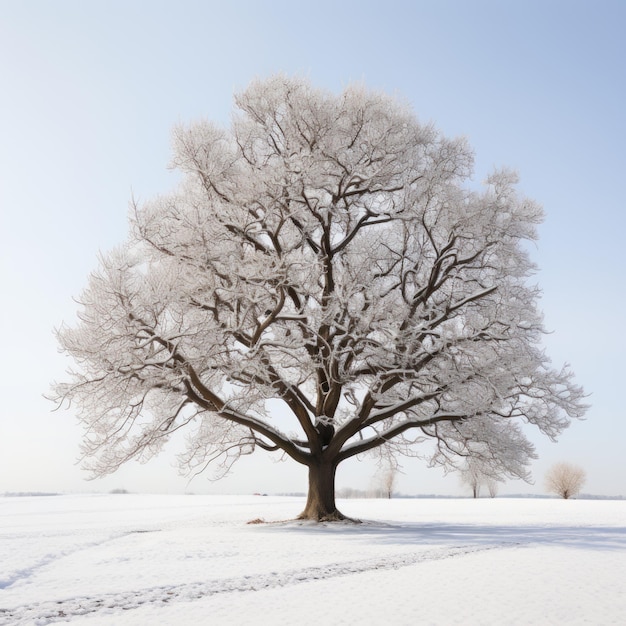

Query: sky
left=1, top=0, right=624, bottom=497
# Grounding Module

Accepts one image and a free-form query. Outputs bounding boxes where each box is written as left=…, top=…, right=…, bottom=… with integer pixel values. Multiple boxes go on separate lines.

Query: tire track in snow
left=0, top=541, right=520, bottom=625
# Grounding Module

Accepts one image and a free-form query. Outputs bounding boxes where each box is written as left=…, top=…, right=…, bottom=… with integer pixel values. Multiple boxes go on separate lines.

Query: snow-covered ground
left=1, top=494, right=624, bottom=625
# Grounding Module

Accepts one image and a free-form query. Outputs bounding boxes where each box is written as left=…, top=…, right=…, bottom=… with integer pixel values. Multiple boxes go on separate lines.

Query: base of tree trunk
left=296, top=508, right=360, bottom=523
left=297, top=461, right=362, bottom=522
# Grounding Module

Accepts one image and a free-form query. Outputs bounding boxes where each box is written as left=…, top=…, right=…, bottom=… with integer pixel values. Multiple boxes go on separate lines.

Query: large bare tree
left=51, top=76, right=586, bottom=520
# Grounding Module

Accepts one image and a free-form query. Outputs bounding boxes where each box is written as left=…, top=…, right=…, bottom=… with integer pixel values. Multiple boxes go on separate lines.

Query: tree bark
left=298, top=459, right=348, bottom=521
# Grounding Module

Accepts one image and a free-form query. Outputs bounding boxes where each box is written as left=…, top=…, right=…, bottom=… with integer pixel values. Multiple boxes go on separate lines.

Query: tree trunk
left=298, top=459, right=348, bottom=521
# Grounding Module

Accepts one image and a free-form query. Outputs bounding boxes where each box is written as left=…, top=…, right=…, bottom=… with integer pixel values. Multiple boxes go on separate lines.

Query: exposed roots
left=296, top=509, right=362, bottom=524
left=245, top=512, right=362, bottom=525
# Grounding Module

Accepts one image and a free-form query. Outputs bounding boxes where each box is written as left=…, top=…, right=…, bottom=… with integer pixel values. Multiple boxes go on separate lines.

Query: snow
left=1, top=495, right=624, bottom=625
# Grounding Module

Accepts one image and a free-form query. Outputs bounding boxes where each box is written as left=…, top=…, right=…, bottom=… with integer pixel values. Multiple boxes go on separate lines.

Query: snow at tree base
left=51, top=77, right=586, bottom=519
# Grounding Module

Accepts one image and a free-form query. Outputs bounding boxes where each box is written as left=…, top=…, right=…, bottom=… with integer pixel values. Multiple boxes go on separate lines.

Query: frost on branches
left=51, top=76, right=586, bottom=520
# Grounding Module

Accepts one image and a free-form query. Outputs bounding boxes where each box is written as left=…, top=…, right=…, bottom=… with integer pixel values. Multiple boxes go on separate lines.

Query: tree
left=545, top=462, right=586, bottom=499
left=374, top=452, right=399, bottom=499
left=459, top=458, right=483, bottom=498
left=51, top=76, right=586, bottom=521
left=380, top=466, right=397, bottom=500
left=459, top=456, right=502, bottom=498
left=485, top=478, right=500, bottom=498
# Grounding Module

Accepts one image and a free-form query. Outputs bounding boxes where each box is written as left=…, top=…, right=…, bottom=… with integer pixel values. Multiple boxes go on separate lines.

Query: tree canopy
left=52, top=76, right=586, bottom=519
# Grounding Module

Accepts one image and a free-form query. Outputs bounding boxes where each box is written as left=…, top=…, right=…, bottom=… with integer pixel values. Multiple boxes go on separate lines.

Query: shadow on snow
left=259, top=519, right=626, bottom=552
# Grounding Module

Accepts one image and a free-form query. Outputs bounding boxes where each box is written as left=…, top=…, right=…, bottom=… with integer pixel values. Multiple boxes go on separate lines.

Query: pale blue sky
left=1, top=0, right=624, bottom=496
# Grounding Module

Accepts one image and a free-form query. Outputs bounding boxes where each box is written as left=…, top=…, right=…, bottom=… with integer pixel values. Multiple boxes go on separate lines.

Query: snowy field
left=1, top=494, right=625, bottom=625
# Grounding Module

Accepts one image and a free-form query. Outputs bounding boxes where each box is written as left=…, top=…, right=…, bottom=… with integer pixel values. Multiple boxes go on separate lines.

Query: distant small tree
left=545, top=462, right=586, bottom=499
left=383, top=468, right=397, bottom=498
left=459, top=456, right=502, bottom=498
left=485, top=478, right=499, bottom=498
left=371, top=448, right=400, bottom=498
left=379, top=464, right=398, bottom=499
left=460, top=459, right=483, bottom=498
